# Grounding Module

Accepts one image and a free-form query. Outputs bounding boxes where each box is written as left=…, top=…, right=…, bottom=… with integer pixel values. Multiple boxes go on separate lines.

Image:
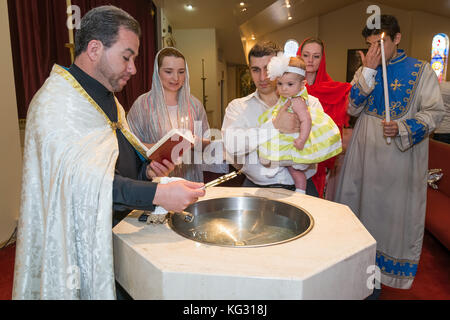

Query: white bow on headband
left=267, top=39, right=305, bottom=80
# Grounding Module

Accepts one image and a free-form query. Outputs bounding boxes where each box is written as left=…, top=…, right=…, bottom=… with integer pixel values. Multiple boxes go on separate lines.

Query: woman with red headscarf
left=297, top=38, right=352, bottom=198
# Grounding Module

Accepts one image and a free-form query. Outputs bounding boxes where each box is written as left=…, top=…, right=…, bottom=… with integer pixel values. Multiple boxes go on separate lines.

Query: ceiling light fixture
left=185, top=4, right=193, bottom=11
left=288, top=15, right=292, bottom=20
left=285, top=1, right=291, bottom=8
left=251, top=34, right=256, bottom=40
left=240, top=2, right=245, bottom=6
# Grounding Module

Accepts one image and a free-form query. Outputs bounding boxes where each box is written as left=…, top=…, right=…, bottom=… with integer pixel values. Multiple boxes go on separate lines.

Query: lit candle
left=380, top=32, right=391, bottom=144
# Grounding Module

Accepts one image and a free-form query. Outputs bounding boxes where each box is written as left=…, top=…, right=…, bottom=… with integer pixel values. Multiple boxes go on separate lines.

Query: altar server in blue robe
left=335, top=15, right=444, bottom=289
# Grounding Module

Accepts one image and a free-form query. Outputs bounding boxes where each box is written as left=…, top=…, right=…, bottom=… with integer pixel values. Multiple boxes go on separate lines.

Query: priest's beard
left=97, top=55, right=129, bottom=92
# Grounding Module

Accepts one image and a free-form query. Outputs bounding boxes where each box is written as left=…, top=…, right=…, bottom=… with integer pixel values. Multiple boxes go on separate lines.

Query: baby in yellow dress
left=258, top=43, right=342, bottom=193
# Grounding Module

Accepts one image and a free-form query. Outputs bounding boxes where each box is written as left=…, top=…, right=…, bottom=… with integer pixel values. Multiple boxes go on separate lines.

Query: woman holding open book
left=127, top=47, right=210, bottom=183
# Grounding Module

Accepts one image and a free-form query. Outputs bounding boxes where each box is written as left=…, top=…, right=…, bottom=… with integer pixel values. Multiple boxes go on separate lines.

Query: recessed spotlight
left=240, top=2, right=245, bottom=6
left=185, top=4, right=193, bottom=11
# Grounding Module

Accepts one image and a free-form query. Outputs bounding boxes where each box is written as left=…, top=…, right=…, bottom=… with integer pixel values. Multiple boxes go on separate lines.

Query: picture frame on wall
left=236, top=65, right=256, bottom=98
left=346, top=49, right=368, bottom=128
left=346, top=49, right=368, bottom=83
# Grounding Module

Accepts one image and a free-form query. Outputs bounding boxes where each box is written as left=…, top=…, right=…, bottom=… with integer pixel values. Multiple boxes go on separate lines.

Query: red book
left=146, top=128, right=194, bottom=163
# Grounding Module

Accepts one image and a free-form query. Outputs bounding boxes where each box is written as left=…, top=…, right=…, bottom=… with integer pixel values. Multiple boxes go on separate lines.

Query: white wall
left=173, top=28, right=220, bottom=129
left=260, top=16, right=319, bottom=50
left=0, top=0, right=22, bottom=244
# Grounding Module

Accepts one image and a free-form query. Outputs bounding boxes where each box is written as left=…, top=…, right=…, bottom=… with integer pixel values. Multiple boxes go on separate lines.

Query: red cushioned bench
left=426, top=139, right=450, bottom=250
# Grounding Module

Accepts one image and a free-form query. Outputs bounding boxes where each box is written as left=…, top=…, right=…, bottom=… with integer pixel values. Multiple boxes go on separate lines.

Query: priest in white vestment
left=13, top=6, right=205, bottom=300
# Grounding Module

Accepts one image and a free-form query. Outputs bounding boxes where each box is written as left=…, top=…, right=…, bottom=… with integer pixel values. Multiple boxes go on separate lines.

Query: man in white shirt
left=222, top=41, right=318, bottom=196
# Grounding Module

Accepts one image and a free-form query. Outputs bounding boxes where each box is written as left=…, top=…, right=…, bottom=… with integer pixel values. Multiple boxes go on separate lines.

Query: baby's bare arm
left=290, top=98, right=311, bottom=150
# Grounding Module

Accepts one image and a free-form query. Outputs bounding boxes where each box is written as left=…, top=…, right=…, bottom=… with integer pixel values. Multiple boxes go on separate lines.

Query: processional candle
left=380, top=32, right=392, bottom=144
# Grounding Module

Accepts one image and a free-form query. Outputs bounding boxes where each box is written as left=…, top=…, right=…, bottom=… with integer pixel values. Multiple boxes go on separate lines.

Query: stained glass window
left=431, top=33, right=449, bottom=83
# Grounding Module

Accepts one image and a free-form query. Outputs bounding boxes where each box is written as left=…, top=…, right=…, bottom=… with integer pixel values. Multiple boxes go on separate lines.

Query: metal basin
left=169, top=196, right=314, bottom=248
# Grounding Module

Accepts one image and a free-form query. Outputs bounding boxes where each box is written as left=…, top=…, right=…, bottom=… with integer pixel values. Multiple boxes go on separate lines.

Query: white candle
left=380, top=32, right=391, bottom=144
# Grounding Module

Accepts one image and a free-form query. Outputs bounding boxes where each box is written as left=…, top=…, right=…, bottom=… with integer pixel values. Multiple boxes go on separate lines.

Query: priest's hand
left=359, top=41, right=381, bottom=70
left=272, top=103, right=300, bottom=134
left=153, top=180, right=205, bottom=212
left=382, top=120, right=399, bottom=137
left=146, top=159, right=175, bottom=179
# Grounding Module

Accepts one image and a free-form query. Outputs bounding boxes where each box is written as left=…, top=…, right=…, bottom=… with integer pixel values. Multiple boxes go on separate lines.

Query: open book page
left=146, top=128, right=194, bottom=163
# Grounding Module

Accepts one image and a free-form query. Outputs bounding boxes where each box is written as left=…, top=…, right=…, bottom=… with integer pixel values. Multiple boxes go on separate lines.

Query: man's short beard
left=110, top=79, right=124, bottom=92
left=98, top=56, right=124, bottom=92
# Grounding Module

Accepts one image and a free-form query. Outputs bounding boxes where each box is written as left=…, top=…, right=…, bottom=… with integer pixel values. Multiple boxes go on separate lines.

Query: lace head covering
left=127, top=47, right=210, bottom=182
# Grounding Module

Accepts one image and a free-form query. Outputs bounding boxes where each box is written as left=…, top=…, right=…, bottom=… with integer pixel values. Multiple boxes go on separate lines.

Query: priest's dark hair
left=74, top=5, right=141, bottom=58
left=362, top=14, right=400, bottom=41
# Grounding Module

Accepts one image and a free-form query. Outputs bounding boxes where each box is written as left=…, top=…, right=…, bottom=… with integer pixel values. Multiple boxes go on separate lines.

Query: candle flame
left=381, top=32, right=385, bottom=39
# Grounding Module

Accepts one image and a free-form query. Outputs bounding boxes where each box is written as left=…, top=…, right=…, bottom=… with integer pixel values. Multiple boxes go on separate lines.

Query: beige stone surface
left=113, top=187, right=376, bottom=300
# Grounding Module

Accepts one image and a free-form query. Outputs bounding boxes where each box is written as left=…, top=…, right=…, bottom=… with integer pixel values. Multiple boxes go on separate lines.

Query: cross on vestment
left=390, top=79, right=404, bottom=91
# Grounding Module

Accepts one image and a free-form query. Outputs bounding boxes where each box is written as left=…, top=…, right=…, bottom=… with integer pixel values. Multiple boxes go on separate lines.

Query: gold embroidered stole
left=53, top=65, right=148, bottom=160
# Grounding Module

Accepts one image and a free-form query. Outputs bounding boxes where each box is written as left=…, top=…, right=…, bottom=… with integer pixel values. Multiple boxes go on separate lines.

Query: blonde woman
left=127, top=47, right=210, bottom=182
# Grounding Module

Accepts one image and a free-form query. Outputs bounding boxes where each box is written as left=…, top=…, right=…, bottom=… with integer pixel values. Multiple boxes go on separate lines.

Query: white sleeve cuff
left=362, top=67, right=377, bottom=88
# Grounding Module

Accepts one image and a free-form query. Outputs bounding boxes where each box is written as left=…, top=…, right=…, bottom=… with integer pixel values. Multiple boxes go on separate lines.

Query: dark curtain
left=8, top=0, right=71, bottom=119
left=72, top=0, right=156, bottom=111
left=8, top=0, right=156, bottom=119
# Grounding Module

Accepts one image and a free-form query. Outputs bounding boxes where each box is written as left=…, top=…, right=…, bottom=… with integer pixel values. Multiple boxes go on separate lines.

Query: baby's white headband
left=267, top=39, right=305, bottom=80
left=286, top=66, right=306, bottom=76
